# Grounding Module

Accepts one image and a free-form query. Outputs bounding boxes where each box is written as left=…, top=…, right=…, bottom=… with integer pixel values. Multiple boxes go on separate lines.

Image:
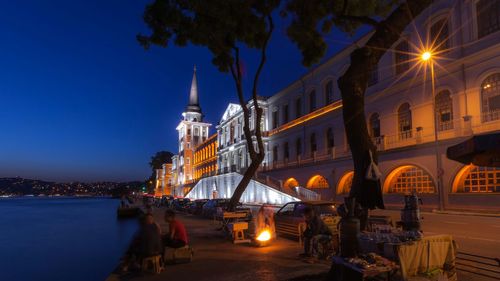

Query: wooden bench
left=456, top=251, right=500, bottom=280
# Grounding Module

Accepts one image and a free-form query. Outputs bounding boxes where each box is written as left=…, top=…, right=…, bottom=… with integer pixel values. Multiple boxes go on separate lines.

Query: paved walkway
left=113, top=208, right=329, bottom=281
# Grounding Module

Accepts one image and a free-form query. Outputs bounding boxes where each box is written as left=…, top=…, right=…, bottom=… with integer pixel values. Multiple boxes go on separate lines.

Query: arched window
left=310, top=133, right=317, bottom=156
left=384, top=165, right=435, bottom=193
left=296, top=97, right=302, bottom=118
left=272, top=145, right=278, bottom=163
left=395, top=40, right=410, bottom=75
left=296, top=138, right=302, bottom=158
left=309, top=90, right=317, bottom=112
left=326, top=128, right=335, bottom=153
left=284, top=142, right=290, bottom=160
left=476, top=0, right=500, bottom=39
left=481, top=73, right=500, bottom=122
left=238, top=150, right=243, bottom=169
left=435, top=90, right=453, bottom=131
left=325, top=81, right=334, bottom=104
left=430, top=18, right=449, bottom=52
left=453, top=165, right=500, bottom=193
left=307, top=175, right=330, bottom=189
left=369, top=113, right=381, bottom=138
left=337, top=171, right=353, bottom=194
left=398, top=103, right=412, bottom=139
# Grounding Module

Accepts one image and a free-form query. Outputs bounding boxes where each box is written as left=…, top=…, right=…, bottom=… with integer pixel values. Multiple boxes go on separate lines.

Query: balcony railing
left=481, top=110, right=500, bottom=123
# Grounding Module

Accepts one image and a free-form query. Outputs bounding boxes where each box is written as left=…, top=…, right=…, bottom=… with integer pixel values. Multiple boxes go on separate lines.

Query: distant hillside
left=0, top=177, right=143, bottom=196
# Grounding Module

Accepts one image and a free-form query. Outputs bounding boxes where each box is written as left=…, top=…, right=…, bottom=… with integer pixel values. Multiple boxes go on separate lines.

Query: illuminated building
left=155, top=163, right=173, bottom=197
left=216, top=100, right=270, bottom=174
left=193, top=134, right=218, bottom=181
left=175, top=0, right=500, bottom=210
left=172, top=66, right=212, bottom=196
left=261, top=0, right=500, bottom=210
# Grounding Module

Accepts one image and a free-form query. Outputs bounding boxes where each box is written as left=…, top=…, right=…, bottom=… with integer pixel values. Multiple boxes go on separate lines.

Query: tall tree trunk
left=227, top=15, right=273, bottom=212
left=339, top=0, right=434, bottom=212
left=228, top=152, right=265, bottom=211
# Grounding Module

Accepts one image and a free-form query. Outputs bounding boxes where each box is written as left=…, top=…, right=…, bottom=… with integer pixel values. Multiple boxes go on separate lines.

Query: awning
left=446, top=132, right=500, bottom=167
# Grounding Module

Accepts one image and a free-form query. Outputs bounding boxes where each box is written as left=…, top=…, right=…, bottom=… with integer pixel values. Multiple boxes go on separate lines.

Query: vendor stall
left=331, top=229, right=457, bottom=280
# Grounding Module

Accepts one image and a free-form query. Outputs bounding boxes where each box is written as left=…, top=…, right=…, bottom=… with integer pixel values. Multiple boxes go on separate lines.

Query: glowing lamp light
left=421, top=51, right=432, bottom=61
left=256, top=229, right=271, bottom=242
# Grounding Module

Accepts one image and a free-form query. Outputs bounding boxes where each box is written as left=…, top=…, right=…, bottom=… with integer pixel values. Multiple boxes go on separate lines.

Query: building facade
left=193, top=133, right=218, bottom=181
left=171, top=0, right=500, bottom=211
left=155, top=163, right=173, bottom=197
left=261, top=0, right=500, bottom=210
left=172, top=66, right=212, bottom=196
left=216, top=99, right=271, bottom=175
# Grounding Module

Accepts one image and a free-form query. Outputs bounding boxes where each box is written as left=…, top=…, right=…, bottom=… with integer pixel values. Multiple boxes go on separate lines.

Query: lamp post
left=421, top=51, right=447, bottom=211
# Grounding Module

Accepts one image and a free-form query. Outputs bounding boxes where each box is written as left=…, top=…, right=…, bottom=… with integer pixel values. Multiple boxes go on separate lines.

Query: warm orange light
left=268, top=100, right=342, bottom=136
left=256, top=229, right=271, bottom=241
left=421, top=51, right=432, bottom=61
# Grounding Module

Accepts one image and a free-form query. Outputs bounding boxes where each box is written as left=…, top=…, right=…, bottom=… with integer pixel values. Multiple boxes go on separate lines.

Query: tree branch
left=230, top=47, right=257, bottom=160
left=338, top=15, right=379, bottom=27
left=252, top=14, right=274, bottom=160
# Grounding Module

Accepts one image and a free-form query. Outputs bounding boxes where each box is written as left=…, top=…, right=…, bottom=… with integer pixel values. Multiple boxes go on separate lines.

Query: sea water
left=0, top=197, right=138, bottom=281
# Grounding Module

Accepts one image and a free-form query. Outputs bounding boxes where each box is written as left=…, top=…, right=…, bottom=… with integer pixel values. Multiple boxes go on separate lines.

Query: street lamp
left=420, top=50, right=447, bottom=211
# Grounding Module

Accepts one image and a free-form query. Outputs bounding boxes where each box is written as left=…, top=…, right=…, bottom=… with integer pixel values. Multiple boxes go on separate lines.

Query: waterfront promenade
left=109, top=208, right=329, bottom=281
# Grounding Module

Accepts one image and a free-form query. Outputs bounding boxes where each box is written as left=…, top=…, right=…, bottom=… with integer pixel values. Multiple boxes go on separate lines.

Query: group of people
left=122, top=209, right=189, bottom=271
left=123, top=201, right=333, bottom=271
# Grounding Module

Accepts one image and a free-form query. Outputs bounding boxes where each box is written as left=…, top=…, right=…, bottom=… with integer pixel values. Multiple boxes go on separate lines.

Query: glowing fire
left=256, top=229, right=271, bottom=242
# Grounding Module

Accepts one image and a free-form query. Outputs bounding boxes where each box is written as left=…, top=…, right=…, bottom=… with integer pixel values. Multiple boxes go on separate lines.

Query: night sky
left=0, top=0, right=357, bottom=182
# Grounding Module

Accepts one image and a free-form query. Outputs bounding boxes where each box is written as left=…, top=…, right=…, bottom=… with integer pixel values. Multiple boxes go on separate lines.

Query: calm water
left=0, top=197, right=139, bottom=281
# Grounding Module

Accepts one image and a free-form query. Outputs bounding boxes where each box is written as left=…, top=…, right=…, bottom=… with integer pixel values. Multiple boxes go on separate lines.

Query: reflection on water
left=0, top=197, right=138, bottom=281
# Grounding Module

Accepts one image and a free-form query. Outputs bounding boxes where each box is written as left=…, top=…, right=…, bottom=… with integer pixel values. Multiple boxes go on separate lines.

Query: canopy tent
left=446, top=132, right=500, bottom=167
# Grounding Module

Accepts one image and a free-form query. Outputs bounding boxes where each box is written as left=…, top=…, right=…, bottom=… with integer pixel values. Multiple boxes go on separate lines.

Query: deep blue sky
left=0, top=0, right=357, bottom=182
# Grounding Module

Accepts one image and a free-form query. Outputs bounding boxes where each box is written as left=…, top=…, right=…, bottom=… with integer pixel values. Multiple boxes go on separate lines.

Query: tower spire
left=186, top=65, right=201, bottom=113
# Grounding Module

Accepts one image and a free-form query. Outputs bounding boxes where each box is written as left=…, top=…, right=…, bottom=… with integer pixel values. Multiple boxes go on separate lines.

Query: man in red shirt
left=163, top=209, right=188, bottom=248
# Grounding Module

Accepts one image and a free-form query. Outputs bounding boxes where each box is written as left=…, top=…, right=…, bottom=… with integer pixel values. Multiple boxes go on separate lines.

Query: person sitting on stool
left=300, top=207, right=331, bottom=258
left=163, top=209, right=188, bottom=248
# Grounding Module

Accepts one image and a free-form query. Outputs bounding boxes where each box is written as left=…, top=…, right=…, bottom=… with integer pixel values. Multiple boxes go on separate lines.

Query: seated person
left=163, top=209, right=188, bottom=248
left=300, top=207, right=332, bottom=258
left=122, top=213, right=162, bottom=271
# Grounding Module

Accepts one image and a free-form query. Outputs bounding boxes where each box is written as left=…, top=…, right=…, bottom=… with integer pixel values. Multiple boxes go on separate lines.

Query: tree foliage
left=147, top=150, right=174, bottom=192
left=284, top=0, right=397, bottom=66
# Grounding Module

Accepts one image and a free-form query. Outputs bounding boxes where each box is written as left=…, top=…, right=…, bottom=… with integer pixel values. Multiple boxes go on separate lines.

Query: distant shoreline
left=0, top=195, right=116, bottom=199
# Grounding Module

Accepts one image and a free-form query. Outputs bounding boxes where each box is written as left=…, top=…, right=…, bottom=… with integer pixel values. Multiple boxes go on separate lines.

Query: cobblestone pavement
left=115, top=208, right=329, bottom=281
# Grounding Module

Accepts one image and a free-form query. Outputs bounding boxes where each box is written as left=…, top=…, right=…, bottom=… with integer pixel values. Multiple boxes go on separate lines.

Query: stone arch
left=306, top=175, right=330, bottom=189
left=337, top=171, right=353, bottom=194
left=452, top=164, right=500, bottom=193
left=383, top=165, right=436, bottom=194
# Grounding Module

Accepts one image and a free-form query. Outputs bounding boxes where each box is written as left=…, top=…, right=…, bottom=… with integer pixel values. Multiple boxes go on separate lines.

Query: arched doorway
left=284, top=178, right=299, bottom=189
left=383, top=165, right=435, bottom=193
left=452, top=165, right=500, bottom=193
left=306, top=175, right=330, bottom=189
left=337, top=171, right=353, bottom=194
